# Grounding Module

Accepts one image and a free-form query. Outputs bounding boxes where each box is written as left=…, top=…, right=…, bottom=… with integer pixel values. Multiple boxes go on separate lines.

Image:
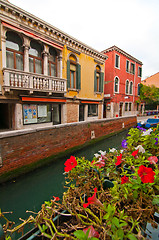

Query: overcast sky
left=9, top=0, right=159, bottom=80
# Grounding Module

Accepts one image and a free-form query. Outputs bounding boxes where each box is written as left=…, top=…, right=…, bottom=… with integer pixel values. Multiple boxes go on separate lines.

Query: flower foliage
left=5, top=124, right=159, bottom=240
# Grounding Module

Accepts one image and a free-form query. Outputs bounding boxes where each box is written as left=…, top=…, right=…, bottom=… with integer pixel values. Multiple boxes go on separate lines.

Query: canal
left=0, top=130, right=158, bottom=239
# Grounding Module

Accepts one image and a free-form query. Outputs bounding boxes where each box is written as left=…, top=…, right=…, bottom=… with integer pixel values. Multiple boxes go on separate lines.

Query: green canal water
left=0, top=130, right=158, bottom=239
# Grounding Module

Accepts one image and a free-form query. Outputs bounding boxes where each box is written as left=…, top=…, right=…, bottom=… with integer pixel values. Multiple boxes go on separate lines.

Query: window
left=125, top=102, right=128, bottom=111
left=88, top=104, right=98, bottom=117
left=138, top=67, right=142, bottom=77
left=126, top=60, right=129, bottom=72
left=94, top=65, right=104, bottom=93
left=129, top=81, right=133, bottom=94
left=6, top=31, right=23, bottom=70
left=114, top=77, right=119, bottom=93
left=130, top=63, right=135, bottom=74
left=23, top=103, right=61, bottom=125
left=48, top=47, right=57, bottom=76
left=137, top=84, right=140, bottom=96
left=29, top=40, right=43, bottom=74
left=23, top=104, right=51, bottom=124
left=129, top=102, right=132, bottom=111
left=67, top=54, right=81, bottom=90
left=125, top=80, right=129, bottom=94
left=115, top=54, right=120, bottom=68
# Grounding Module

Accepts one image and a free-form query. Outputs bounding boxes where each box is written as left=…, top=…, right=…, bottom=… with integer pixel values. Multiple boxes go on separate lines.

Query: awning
left=81, top=100, right=100, bottom=104
left=21, top=96, right=66, bottom=103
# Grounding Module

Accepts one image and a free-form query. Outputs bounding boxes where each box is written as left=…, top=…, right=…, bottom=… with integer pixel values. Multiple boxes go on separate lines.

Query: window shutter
left=94, top=70, right=97, bottom=92
left=99, top=72, right=104, bottom=92
left=76, top=64, right=81, bottom=90
left=67, top=60, right=70, bottom=88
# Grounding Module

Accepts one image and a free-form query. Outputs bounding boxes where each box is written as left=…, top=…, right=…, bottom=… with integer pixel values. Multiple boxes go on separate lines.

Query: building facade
left=142, top=72, right=159, bottom=88
left=101, top=46, right=143, bottom=118
left=0, top=0, right=107, bottom=130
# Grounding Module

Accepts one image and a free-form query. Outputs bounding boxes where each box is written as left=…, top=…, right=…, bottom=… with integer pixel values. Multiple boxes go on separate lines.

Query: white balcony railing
left=3, top=68, right=67, bottom=94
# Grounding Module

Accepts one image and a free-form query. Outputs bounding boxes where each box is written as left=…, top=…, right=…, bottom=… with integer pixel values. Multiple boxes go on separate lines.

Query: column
left=43, top=45, right=49, bottom=75
left=57, top=52, right=62, bottom=78
left=1, top=27, right=7, bottom=68
left=23, top=37, right=30, bottom=72
left=14, top=103, right=23, bottom=130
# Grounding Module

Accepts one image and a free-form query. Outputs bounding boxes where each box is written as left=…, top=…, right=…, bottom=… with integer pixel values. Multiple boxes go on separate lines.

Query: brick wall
left=0, top=116, right=137, bottom=181
left=67, top=100, right=79, bottom=123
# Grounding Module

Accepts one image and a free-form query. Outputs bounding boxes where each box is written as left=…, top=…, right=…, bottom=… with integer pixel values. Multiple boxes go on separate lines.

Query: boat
left=137, top=118, right=159, bottom=129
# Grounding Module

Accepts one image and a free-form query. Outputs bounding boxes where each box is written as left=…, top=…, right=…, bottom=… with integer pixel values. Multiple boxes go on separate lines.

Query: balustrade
left=3, top=68, right=67, bottom=94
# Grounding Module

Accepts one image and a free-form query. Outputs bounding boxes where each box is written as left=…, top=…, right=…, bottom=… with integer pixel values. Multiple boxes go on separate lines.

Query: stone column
left=14, top=103, right=23, bottom=129
left=43, top=45, right=49, bottom=75
left=1, top=27, right=7, bottom=68
left=23, top=37, right=30, bottom=72
left=57, top=52, right=62, bottom=78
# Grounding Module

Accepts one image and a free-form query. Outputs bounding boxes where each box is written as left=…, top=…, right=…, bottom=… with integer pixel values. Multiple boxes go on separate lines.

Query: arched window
left=67, top=54, right=81, bottom=90
left=129, top=81, right=133, bottom=94
left=29, top=40, right=43, bottom=74
left=114, top=77, right=119, bottom=93
left=125, top=80, right=129, bottom=94
left=6, top=31, right=23, bottom=70
left=48, top=47, right=57, bottom=76
left=94, top=65, right=104, bottom=93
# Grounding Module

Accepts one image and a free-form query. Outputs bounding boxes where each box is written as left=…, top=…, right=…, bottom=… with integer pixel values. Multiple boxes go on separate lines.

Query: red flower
left=131, top=149, right=139, bottom=157
left=83, top=226, right=99, bottom=238
left=64, top=156, right=77, bottom=172
left=53, top=196, right=60, bottom=201
left=83, top=188, right=103, bottom=208
left=121, top=175, right=129, bottom=184
left=148, top=156, right=158, bottom=164
left=138, top=165, right=155, bottom=183
left=115, top=153, right=122, bottom=166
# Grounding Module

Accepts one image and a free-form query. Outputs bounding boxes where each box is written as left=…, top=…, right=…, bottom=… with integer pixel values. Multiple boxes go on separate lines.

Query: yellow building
left=0, top=0, right=107, bottom=130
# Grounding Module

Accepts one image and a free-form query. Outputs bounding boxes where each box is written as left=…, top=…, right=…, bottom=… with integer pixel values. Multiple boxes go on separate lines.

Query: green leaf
left=112, top=217, right=120, bottom=228
left=152, top=195, right=159, bottom=205
left=133, top=190, right=138, bottom=199
left=74, top=230, right=86, bottom=239
left=127, top=233, right=138, bottom=240
left=116, top=229, right=124, bottom=239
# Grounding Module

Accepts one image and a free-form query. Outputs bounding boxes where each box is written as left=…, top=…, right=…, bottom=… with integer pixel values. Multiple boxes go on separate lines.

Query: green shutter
left=94, top=70, right=97, bottom=92
left=67, top=60, right=70, bottom=88
left=76, top=64, right=81, bottom=90
left=100, top=72, right=104, bottom=92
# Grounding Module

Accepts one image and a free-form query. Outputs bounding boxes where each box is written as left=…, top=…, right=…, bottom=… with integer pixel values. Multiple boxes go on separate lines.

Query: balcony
left=3, top=68, right=67, bottom=95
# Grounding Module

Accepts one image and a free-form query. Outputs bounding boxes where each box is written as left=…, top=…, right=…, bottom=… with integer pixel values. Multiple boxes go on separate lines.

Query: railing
left=3, top=68, right=67, bottom=94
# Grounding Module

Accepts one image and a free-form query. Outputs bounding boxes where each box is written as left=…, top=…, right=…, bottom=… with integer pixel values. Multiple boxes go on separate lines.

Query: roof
left=101, top=45, right=142, bottom=65
left=142, top=72, right=159, bottom=88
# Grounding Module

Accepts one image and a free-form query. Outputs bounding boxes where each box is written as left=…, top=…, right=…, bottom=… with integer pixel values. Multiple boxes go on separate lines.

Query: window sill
left=68, top=88, right=79, bottom=93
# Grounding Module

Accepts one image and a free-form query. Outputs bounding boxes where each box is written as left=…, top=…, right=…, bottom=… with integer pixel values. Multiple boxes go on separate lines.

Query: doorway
left=79, top=104, right=84, bottom=121
left=119, top=102, right=123, bottom=117
left=0, top=103, right=12, bottom=130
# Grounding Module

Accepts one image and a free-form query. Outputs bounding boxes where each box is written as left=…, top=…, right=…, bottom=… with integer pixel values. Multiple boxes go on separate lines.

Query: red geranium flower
left=138, top=165, right=155, bottom=183
left=83, top=188, right=103, bottom=208
left=64, top=156, right=77, bottom=172
left=53, top=196, right=60, bottom=201
left=131, top=149, right=139, bottom=157
left=121, top=175, right=129, bottom=184
left=115, top=153, right=122, bottom=166
left=148, top=156, right=158, bottom=164
left=83, top=225, right=99, bottom=238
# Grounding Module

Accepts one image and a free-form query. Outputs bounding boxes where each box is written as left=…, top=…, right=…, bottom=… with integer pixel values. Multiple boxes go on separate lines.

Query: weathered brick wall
left=66, top=101, right=79, bottom=123
left=0, top=116, right=137, bottom=179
